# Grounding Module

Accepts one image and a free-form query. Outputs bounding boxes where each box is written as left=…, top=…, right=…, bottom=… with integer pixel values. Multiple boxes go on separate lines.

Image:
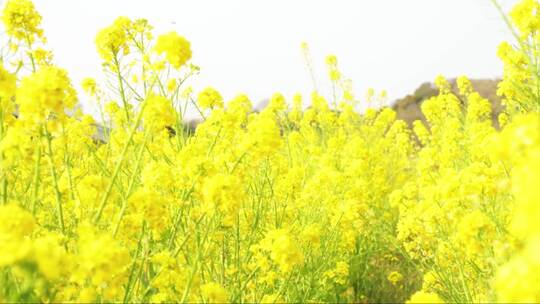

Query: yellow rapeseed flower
left=153, top=31, right=192, bottom=69
left=2, top=0, right=43, bottom=42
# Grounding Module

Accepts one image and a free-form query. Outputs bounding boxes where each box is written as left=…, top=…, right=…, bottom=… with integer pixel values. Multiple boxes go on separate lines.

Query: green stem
left=61, top=127, right=77, bottom=201
left=44, top=126, right=65, bottom=233
left=123, top=223, right=146, bottom=303
left=24, top=34, right=36, bottom=73
left=94, top=104, right=146, bottom=225
left=0, top=105, right=6, bottom=205
left=113, top=133, right=148, bottom=237
left=180, top=217, right=214, bottom=303
left=31, top=144, right=41, bottom=215
left=113, top=53, right=131, bottom=123
left=1, top=176, right=6, bottom=205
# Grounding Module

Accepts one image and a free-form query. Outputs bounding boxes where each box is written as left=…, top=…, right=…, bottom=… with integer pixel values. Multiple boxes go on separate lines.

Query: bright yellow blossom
left=17, top=66, right=77, bottom=125
left=2, top=0, right=43, bottom=42
left=153, top=31, right=192, bottom=69
left=197, top=86, right=223, bottom=110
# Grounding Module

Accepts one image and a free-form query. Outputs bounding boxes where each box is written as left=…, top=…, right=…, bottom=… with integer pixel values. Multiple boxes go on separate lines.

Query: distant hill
left=392, top=79, right=503, bottom=128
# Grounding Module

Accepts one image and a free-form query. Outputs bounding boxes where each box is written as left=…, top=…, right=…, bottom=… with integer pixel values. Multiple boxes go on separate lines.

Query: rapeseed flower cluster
left=1, top=0, right=540, bottom=303
left=153, top=31, right=192, bottom=70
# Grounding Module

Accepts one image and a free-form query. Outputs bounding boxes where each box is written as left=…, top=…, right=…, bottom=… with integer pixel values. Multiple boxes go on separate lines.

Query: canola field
left=1, top=0, right=540, bottom=302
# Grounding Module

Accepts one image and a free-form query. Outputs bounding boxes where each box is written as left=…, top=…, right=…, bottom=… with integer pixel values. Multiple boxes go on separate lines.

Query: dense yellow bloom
left=457, top=75, right=473, bottom=95
left=496, top=237, right=540, bottom=303
left=0, top=64, right=16, bottom=101
left=95, top=16, right=132, bottom=62
left=142, top=94, right=176, bottom=132
left=455, top=210, right=496, bottom=257
left=153, top=31, right=192, bottom=69
left=2, top=0, right=43, bottom=42
left=0, top=204, right=33, bottom=268
left=128, top=188, right=171, bottom=239
left=141, top=160, right=176, bottom=190
left=0, top=204, right=70, bottom=287
left=75, top=224, right=130, bottom=299
left=494, top=114, right=540, bottom=302
left=510, top=0, right=540, bottom=38
left=301, top=224, right=321, bottom=248
left=241, top=111, right=282, bottom=159
left=0, top=203, right=34, bottom=239
left=16, top=66, right=77, bottom=125
left=0, top=64, right=16, bottom=114
left=407, top=291, right=444, bottom=303
left=201, top=282, right=228, bottom=303
left=0, top=123, right=34, bottom=164
left=202, top=173, right=244, bottom=226
left=434, top=74, right=451, bottom=93
left=32, top=233, right=69, bottom=280
left=2, top=0, right=540, bottom=303
left=260, top=293, right=285, bottom=303
left=197, top=86, right=223, bottom=110
left=268, top=92, right=286, bottom=112
left=258, top=229, right=304, bottom=273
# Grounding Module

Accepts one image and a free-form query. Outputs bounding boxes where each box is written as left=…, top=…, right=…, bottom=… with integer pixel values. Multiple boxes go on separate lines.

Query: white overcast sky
left=25, top=0, right=517, bottom=117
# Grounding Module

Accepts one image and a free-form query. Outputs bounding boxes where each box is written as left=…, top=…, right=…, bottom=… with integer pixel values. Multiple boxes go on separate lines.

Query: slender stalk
left=113, top=53, right=131, bottom=123
left=490, top=0, right=521, bottom=45
left=1, top=175, right=6, bottom=205
left=301, top=44, right=318, bottom=92
left=180, top=217, right=214, bottom=303
left=94, top=104, right=146, bottom=224
left=123, top=223, right=146, bottom=303
left=24, top=34, right=36, bottom=73
left=61, top=127, right=77, bottom=201
left=44, top=126, right=65, bottom=233
left=31, top=144, right=41, bottom=215
left=112, top=132, right=148, bottom=237
left=0, top=110, right=6, bottom=205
